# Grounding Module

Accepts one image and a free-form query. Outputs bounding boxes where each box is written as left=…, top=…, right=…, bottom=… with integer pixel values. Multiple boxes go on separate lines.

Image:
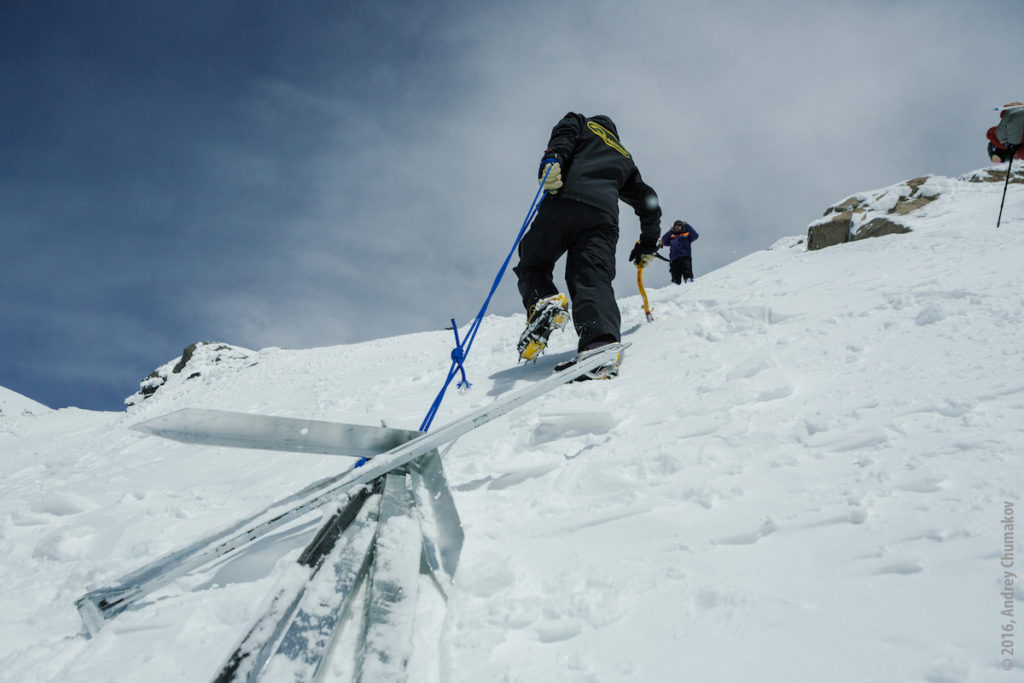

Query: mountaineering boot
left=517, top=293, right=570, bottom=361
left=553, top=343, right=624, bottom=381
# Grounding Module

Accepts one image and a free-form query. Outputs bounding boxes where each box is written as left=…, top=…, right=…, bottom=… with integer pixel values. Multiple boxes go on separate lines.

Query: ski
left=212, top=481, right=381, bottom=683
left=406, top=448, right=463, bottom=594
left=76, top=342, right=628, bottom=635
left=261, top=472, right=420, bottom=682
left=133, top=405, right=466, bottom=576
left=553, top=344, right=626, bottom=381
left=215, top=456, right=454, bottom=682
left=352, top=473, right=422, bottom=682
left=134, top=409, right=421, bottom=459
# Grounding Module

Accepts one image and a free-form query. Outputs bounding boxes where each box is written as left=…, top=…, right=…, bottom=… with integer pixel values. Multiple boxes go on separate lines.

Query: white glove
left=540, top=162, right=563, bottom=193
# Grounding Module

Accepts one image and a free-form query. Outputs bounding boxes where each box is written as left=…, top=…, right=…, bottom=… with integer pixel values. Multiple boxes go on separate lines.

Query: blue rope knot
left=449, top=320, right=472, bottom=391
left=450, top=346, right=465, bottom=365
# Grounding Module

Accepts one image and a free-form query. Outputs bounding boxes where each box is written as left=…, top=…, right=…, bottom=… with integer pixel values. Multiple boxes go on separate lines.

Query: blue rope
left=418, top=171, right=551, bottom=433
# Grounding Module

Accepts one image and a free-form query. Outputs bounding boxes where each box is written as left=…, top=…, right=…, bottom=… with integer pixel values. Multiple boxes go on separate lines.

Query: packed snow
left=1, top=166, right=1022, bottom=682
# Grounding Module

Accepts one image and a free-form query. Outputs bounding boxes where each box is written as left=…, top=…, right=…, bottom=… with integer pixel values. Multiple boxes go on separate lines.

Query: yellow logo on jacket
left=587, top=121, right=631, bottom=159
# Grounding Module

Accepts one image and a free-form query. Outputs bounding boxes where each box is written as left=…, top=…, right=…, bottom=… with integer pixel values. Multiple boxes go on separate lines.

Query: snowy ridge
left=1, top=167, right=1023, bottom=682
left=0, top=385, right=49, bottom=415
left=0, top=385, right=50, bottom=439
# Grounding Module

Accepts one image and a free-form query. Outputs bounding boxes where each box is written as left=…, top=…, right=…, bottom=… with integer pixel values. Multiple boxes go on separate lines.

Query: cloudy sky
left=3, top=0, right=1019, bottom=411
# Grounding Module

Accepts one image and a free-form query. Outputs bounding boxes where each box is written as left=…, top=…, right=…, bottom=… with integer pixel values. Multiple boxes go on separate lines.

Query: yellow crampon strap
left=636, top=264, right=654, bottom=322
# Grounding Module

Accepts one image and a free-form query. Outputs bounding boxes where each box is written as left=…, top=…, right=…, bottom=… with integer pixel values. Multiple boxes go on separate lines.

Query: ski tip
left=75, top=596, right=107, bottom=638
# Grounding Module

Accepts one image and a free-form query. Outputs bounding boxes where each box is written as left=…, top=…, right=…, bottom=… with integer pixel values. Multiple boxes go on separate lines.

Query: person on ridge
left=513, top=112, right=662, bottom=379
left=987, top=102, right=1024, bottom=163
left=661, top=219, right=699, bottom=284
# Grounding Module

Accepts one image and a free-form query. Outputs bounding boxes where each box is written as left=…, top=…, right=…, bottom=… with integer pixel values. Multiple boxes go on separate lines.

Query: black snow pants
left=670, top=256, right=694, bottom=283
left=513, top=196, right=620, bottom=352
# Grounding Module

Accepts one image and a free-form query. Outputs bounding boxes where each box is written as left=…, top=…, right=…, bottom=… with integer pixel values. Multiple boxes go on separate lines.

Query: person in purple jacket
left=661, top=220, right=699, bottom=283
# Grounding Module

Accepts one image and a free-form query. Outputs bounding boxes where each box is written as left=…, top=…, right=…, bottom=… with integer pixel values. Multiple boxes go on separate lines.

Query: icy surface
left=1, top=167, right=1022, bottom=681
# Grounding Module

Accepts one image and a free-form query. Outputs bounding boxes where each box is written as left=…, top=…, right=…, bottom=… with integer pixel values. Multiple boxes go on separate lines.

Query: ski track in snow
left=1, top=169, right=1023, bottom=682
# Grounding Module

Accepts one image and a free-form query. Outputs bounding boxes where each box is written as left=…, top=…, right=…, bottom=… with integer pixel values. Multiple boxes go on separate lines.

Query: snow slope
left=1, top=386, right=50, bottom=437
left=1, top=167, right=1023, bottom=682
left=0, top=386, right=49, bottom=416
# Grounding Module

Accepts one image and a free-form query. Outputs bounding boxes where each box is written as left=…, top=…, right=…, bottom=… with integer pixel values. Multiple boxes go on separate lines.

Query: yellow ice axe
left=636, top=263, right=654, bottom=322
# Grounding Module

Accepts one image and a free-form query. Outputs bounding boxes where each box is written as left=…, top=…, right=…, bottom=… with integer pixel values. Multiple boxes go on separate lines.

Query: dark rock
left=964, top=167, right=1024, bottom=184
left=853, top=217, right=912, bottom=241
left=808, top=213, right=851, bottom=250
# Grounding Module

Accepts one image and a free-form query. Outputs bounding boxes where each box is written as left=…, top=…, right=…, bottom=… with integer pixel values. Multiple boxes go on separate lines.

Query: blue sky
left=2, top=0, right=1020, bottom=410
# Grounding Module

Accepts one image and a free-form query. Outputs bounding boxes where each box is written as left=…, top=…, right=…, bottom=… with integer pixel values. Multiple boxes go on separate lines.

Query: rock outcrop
left=126, top=341, right=255, bottom=406
left=807, top=176, right=938, bottom=250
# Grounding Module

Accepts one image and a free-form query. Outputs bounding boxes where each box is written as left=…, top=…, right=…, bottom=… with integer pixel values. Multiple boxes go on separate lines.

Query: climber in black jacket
left=513, top=112, right=662, bottom=368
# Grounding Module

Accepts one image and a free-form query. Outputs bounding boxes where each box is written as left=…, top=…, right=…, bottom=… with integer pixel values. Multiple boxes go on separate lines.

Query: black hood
left=589, top=115, right=618, bottom=137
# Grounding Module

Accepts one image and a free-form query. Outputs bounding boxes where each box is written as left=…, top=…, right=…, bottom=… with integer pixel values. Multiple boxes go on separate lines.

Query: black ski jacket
left=541, top=112, right=662, bottom=244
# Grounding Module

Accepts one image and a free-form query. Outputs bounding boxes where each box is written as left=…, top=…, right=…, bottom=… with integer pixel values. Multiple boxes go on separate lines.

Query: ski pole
left=636, top=264, right=654, bottom=323
left=997, top=149, right=1017, bottom=228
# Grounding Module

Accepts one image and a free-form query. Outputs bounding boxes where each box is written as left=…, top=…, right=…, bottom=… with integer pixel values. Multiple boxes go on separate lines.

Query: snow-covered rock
left=807, top=167, right=1023, bottom=250
left=125, top=341, right=256, bottom=407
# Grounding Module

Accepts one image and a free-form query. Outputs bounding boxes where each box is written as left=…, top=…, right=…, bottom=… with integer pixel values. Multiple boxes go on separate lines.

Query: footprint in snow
left=694, top=587, right=748, bottom=611
left=486, top=464, right=561, bottom=491
left=804, top=508, right=869, bottom=528
left=529, top=412, right=618, bottom=446
left=716, top=518, right=778, bottom=546
left=922, top=657, right=972, bottom=683
left=30, top=490, right=97, bottom=516
left=874, top=560, right=924, bottom=575
left=915, top=305, right=946, bottom=326
left=534, top=618, right=584, bottom=643
left=894, top=480, right=945, bottom=494
left=32, top=525, right=99, bottom=561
